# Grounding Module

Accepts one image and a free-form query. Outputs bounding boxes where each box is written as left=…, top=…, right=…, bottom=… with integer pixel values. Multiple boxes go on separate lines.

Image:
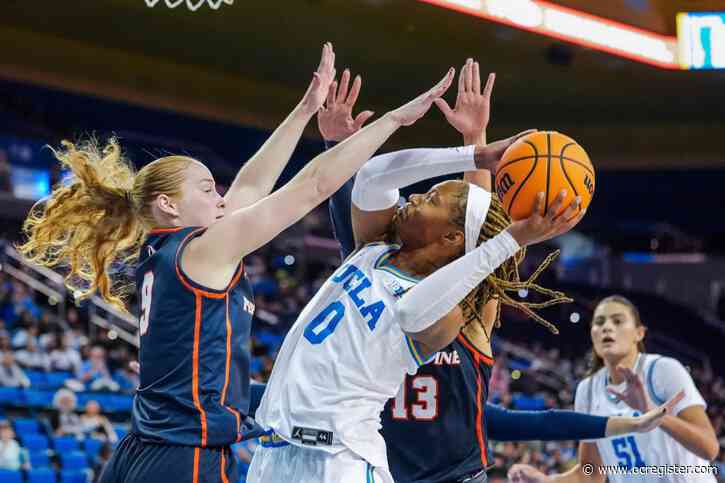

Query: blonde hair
left=452, top=184, right=571, bottom=336
left=17, top=138, right=195, bottom=312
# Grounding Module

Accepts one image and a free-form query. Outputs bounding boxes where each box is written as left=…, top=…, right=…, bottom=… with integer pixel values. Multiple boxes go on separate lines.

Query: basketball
left=495, top=131, right=595, bottom=221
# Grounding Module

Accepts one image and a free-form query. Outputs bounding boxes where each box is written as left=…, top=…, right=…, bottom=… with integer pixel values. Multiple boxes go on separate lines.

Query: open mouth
left=601, top=336, right=615, bottom=344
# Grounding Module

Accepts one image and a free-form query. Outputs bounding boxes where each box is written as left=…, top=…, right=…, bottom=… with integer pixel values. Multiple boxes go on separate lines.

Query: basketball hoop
left=144, top=0, right=234, bottom=11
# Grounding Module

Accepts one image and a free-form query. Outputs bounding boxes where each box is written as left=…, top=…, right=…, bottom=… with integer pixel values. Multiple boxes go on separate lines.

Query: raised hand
left=473, top=129, right=537, bottom=171
left=298, top=42, right=337, bottom=117
left=607, top=366, right=656, bottom=412
left=389, top=68, right=455, bottom=127
left=632, top=390, right=685, bottom=433
left=435, top=58, right=495, bottom=140
left=317, top=68, right=375, bottom=142
left=508, top=190, right=585, bottom=247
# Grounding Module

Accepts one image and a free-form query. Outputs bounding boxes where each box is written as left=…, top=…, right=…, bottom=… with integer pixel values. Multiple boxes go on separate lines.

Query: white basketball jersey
left=575, top=353, right=715, bottom=482
left=255, top=243, right=429, bottom=470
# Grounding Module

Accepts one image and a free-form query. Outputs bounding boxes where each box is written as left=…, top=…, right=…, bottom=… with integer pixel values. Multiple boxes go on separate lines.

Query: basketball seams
left=559, top=143, right=580, bottom=206
left=506, top=141, right=539, bottom=215
left=559, top=156, right=594, bottom=176
left=497, top=155, right=537, bottom=172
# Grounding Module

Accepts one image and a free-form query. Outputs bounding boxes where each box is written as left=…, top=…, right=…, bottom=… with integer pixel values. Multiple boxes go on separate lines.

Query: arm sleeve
left=352, top=146, right=476, bottom=211
left=649, top=357, right=706, bottom=414
left=485, top=403, right=608, bottom=442
left=396, top=231, right=519, bottom=333
left=323, top=140, right=357, bottom=260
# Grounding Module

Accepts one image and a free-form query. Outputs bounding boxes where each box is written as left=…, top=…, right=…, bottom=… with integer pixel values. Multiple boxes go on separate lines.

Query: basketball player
left=508, top=295, right=719, bottom=483
left=17, top=44, right=463, bottom=483
left=318, top=58, right=685, bottom=483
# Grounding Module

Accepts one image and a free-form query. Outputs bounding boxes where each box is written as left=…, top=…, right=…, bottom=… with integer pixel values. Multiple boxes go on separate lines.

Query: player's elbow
left=702, top=436, right=719, bottom=461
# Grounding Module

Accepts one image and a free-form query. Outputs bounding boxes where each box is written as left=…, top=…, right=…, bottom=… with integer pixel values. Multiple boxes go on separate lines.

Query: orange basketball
left=495, top=131, right=595, bottom=221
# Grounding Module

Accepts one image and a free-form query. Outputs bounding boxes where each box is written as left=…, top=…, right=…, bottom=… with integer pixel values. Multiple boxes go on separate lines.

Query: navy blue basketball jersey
left=132, top=227, right=255, bottom=448
left=381, top=333, right=493, bottom=483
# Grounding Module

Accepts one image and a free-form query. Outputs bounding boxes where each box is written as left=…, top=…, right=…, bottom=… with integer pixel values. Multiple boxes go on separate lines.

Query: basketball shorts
left=247, top=438, right=393, bottom=483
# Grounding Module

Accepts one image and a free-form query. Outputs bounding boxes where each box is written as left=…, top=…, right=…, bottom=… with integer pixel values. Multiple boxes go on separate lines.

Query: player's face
left=176, top=162, right=225, bottom=227
left=590, top=301, right=644, bottom=361
left=393, top=180, right=465, bottom=250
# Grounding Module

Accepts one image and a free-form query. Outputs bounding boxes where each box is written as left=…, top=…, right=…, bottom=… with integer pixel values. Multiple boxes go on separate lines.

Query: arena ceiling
left=1, top=0, right=723, bottom=169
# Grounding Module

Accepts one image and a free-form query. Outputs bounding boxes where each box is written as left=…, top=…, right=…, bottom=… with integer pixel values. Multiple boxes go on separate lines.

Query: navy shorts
left=99, top=433, right=238, bottom=483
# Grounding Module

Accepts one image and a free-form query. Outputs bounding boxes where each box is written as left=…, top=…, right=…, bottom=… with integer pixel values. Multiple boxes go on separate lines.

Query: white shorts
left=247, top=442, right=394, bottom=483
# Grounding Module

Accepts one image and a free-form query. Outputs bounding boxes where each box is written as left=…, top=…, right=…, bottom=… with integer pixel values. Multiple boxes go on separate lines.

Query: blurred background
left=0, top=1, right=723, bottom=482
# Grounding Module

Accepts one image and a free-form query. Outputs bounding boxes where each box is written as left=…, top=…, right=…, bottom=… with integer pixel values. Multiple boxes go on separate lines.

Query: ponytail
left=17, top=138, right=144, bottom=312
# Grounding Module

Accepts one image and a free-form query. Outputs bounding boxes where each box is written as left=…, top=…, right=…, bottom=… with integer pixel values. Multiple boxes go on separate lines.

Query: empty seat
left=59, top=470, right=86, bottom=483
left=21, top=434, right=50, bottom=451
left=13, top=417, right=42, bottom=435
left=0, top=387, right=20, bottom=406
left=0, top=469, right=23, bottom=483
left=28, top=468, right=56, bottom=483
left=52, top=436, right=80, bottom=452
left=46, top=372, right=73, bottom=389
left=24, top=390, right=54, bottom=409
left=25, top=371, right=47, bottom=387
left=83, top=438, right=104, bottom=459
left=29, top=450, right=51, bottom=468
left=59, top=451, right=88, bottom=470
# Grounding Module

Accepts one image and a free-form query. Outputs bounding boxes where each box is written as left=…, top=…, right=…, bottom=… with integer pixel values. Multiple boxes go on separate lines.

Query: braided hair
left=450, top=183, right=571, bottom=337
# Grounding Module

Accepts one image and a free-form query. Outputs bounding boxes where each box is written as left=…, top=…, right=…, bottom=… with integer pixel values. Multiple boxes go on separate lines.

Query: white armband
left=351, top=146, right=476, bottom=211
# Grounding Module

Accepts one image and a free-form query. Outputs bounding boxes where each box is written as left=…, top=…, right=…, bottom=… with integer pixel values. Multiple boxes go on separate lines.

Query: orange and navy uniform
left=380, top=333, right=494, bottom=483
left=132, top=226, right=255, bottom=447
left=100, top=226, right=256, bottom=483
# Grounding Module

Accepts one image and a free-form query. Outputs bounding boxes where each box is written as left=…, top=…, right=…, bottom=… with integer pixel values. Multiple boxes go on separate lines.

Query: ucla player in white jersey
left=509, top=295, right=719, bottom=483
left=249, top=73, right=586, bottom=482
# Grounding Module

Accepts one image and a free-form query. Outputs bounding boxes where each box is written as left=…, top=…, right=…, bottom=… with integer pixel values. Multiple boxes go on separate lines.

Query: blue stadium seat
left=24, top=390, right=54, bottom=408
left=52, top=436, right=80, bottom=452
left=0, top=387, right=20, bottom=406
left=25, top=370, right=47, bottom=387
left=108, top=394, right=133, bottom=413
left=83, top=438, right=104, bottom=459
left=0, top=469, right=23, bottom=483
left=59, top=470, right=86, bottom=483
left=113, top=426, right=128, bottom=440
left=46, top=372, right=72, bottom=389
left=27, top=468, right=56, bottom=483
left=14, top=417, right=41, bottom=434
left=21, top=434, right=50, bottom=451
left=59, top=451, right=88, bottom=470
left=29, top=450, right=51, bottom=468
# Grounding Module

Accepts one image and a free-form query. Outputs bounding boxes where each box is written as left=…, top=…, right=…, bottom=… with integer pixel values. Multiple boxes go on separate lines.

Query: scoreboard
left=677, top=12, right=725, bottom=69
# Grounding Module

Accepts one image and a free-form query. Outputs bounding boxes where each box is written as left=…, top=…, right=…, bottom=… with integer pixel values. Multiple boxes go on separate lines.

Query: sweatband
left=465, top=184, right=492, bottom=254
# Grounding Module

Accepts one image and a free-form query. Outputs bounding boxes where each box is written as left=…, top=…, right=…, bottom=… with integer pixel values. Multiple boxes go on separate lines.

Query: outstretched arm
left=223, top=43, right=336, bottom=212
left=317, top=68, right=375, bottom=260
left=185, top=68, right=457, bottom=286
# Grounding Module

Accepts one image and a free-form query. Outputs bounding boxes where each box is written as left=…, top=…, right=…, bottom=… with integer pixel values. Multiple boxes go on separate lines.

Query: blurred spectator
left=0, top=421, right=22, bottom=470
left=48, top=332, right=82, bottom=374
left=113, top=362, right=139, bottom=394
left=51, top=388, right=83, bottom=437
left=80, top=400, right=118, bottom=443
left=11, top=322, right=39, bottom=350
left=0, top=320, right=8, bottom=340
left=78, top=346, right=119, bottom=392
left=15, top=337, right=50, bottom=371
left=0, top=149, right=10, bottom=193
left=0, top=351, right=30, bottom=388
